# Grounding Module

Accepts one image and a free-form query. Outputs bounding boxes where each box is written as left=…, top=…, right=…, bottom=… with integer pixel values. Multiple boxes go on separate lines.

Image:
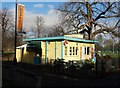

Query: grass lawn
left=98, top=51, right=119, bottom=59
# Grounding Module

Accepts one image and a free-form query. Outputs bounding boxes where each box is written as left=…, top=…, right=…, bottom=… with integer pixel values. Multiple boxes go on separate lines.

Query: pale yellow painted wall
left=48, top=42, right=55, bottom=60
left=16, top=40, right=95, bottom=64
left=64, top=34, right=83, bottom=38
left=41, top=41, right=95, bottom=63
left=55, top=42, right=61, bottom=59
left=16, top=46, right=35, bottom=64
left=41, top=41, right=62, bottom=63
left=64, top=41, right=95, bottom=62
left=79, top=43, right=95, bottom=60
left=64, top=41, right=80, bottom=62
left=41, top=42, right=45, bottom=58
left=16, top=49, right=22, bottom=62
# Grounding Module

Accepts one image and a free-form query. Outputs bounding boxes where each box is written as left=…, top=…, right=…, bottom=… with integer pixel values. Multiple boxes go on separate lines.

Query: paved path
left=2, top=62, right=120, bottom=88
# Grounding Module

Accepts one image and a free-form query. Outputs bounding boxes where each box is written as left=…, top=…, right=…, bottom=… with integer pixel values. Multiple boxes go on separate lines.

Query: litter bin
left=34, top=54, right=41, bottom=65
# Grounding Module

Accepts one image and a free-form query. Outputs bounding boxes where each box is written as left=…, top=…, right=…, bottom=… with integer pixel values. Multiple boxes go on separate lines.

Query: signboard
left=91, top=48, right=94, bottom=59
left=17, top=4, right=25, bottom=31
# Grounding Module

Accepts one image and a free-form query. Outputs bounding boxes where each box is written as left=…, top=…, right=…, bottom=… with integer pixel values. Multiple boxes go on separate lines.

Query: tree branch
left=95, top=2, right=115, bottom=21
left=91, top=27, right=119, bottom=39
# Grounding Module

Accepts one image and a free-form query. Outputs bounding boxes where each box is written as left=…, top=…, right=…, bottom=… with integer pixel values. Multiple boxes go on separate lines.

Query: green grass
left=3, top=51, right=14, bottom=54
left=98, top=51, right=119, bottom=59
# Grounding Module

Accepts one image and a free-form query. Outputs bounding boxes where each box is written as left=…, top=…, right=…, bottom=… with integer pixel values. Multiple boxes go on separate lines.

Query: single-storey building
left=16, top=34, right=98, bottom=64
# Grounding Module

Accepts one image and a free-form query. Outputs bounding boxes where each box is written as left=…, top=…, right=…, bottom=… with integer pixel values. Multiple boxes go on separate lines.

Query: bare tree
left=32, top=16, right=45, bottom=38
left=47, top=23, right=65, bottom=37
left=0, top=8, right=15, bottom=51
left=57, top=2, right=120, bottom=40
left=1, top=8, right=14, bottom=33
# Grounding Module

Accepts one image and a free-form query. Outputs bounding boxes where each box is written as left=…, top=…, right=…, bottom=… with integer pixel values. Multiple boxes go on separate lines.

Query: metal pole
left=113, top=43, right=114, bottom=53
left=101, top=45, right=104, bottom=79
left=13, top=0, right=18, bottom=64
left=95, top=42, right=98, bottom=79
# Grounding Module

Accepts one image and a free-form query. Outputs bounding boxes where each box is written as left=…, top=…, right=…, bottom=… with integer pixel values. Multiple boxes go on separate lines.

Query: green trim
left=45, top=41, right=48, bottom=63
left=23, top=36, right=98, bottom=43
left=27, top=41, right=41, bottom=53
left=40, top=41, right=42, bottom=48
left=61, top=41, right=64, bottom=59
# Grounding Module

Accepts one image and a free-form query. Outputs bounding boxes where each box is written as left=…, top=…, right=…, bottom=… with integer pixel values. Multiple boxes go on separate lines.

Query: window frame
left=65, top=46, right=67, bottom=56
left=87, top=47, right=90, bottom=55
left=76, top=47, right=78, bottom=55
left=69, top=47, right=72, bottom=55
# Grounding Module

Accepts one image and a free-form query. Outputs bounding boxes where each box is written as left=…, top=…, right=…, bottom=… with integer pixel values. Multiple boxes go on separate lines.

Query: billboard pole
left=13, top=0, right=18, bottom=64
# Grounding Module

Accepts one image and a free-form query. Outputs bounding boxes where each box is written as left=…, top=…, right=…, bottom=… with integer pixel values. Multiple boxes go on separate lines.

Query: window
left=69, top=47, right=78, bottom=56
left=76, top=47, right=78, bottom=55
left=87, top=47, right=90, bottom=55
left=84, top=47, right=90, bottom=55
left=73, top=47, right=75, bottom=55
left=65, top=46, right=67, bottom=55
left=85, top=47, right=86, bottom=54
left=70, top=47, right=72, bottom=55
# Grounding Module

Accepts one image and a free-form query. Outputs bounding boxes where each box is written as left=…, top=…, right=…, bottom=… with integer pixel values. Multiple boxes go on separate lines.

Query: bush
left=81, top=59, right=94, bottom=70
left=53, top=59, right=65, bottom=73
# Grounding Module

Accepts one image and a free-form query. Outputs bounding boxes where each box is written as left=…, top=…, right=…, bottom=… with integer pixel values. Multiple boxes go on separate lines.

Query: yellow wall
left=41, top=41, right=62, bottom=63
left=64, top=41, right=95, bottom=62
left=16, top=40, right=95, bottom=64
left=16, top=46, right=35, bottom=64
left=41, top=42, right=46, bottom=64
left=79, top=43, right=95, bottom=60
left=48, top=42, right=55, bottom=60
left=64, top=41, right=79, bottom=62
left=55, top=42, right=62, bottom=59
left=64, top=34, right=83, bottom=38
left=41, top=41, right=95, bottom=63
left=16, top=49, right=22, bottom=62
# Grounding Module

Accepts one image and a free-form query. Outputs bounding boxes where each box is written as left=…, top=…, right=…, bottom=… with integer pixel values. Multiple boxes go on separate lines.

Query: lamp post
left=13, top=0, right=18, bottom=64
left=113, top=43, right=115, bottom=53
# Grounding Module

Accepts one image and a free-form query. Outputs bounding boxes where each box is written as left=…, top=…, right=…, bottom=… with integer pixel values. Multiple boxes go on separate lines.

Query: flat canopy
left=23, top=36, right=98, bottom=43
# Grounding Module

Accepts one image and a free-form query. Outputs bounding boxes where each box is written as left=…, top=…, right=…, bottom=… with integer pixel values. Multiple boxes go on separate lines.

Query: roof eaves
left=64, top=36, right=98, bottom=43
left=23, top=36, right=98, bottom=43
left=23, top=36, right=65, bottom=42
